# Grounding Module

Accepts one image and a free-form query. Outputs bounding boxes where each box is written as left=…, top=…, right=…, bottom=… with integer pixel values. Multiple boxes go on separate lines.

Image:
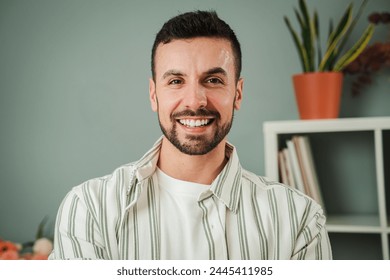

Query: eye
left=168, top=79, right=183, bottom=85
left=205, top=77, right=224, bottom=85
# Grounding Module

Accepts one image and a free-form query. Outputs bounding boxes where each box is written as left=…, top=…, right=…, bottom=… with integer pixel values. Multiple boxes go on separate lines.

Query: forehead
left=154, top=37, right=235, bottom=76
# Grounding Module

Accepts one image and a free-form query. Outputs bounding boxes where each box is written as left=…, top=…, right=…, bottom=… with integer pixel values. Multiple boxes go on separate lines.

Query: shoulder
left=240, top=169, right=326, bottom=231
left=63, top=162, right=137, bottom=207
left=241, top=168, right=322, bottom=212
left=241, top=168, right=294, bottom=192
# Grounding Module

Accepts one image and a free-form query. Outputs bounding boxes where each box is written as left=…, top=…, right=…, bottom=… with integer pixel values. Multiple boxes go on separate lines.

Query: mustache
left=172, top=108, right=220, bottom=119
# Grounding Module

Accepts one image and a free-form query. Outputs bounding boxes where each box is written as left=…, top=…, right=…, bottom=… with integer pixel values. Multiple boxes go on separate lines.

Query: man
left=49, top=10, right=332, bottom=260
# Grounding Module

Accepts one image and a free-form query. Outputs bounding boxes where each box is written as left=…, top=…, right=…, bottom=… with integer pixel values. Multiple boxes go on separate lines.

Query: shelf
left=263, top=116, right=390, bottom=260
left=326, top=214, right=382, bottom=233
left=264, top=117, right=390, bottom=134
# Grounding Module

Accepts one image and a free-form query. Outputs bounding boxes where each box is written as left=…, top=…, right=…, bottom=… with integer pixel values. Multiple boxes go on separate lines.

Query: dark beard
left=158, top=108, right=233, bottom=155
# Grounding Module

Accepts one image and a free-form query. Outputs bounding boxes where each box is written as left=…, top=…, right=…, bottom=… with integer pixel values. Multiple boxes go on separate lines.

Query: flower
left=0, top=217, right=53, bottom=260
left=0, top=237, right=53, bottom=260
left=0, top=240, right=20, bottom=260
left=33, top=238, right=53, bottom=256
left=0, top=250, right=19, bottom=260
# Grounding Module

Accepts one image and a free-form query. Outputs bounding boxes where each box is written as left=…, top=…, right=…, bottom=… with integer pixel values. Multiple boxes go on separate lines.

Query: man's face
left=149, top=37, right=243, bottom=155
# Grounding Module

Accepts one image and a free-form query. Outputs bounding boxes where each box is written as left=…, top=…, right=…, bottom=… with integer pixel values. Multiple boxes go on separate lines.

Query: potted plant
left=285, top=0, right=375, bottom=119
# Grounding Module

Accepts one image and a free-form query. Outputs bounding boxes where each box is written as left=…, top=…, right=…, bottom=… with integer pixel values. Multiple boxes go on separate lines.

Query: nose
left=183, top=83, right=207, bottom=109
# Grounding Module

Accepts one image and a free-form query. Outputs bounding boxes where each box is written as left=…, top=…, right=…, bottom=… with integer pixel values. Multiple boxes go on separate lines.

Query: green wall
left=1, top=0, right=389, bottom=243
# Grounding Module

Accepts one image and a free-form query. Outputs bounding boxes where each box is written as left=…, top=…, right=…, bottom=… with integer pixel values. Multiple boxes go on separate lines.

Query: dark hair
left=151, top=10, right=242, bottom=81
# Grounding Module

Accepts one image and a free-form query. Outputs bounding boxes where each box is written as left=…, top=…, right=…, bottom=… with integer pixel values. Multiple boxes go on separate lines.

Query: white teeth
left=179, top=119, right=210, bottom=127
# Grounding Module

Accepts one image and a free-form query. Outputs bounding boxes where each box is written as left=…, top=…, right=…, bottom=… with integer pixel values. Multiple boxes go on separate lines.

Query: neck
left=157, top=137, right=228, bottom=185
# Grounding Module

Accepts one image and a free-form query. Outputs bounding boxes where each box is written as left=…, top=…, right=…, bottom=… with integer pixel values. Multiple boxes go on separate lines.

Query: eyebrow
left=162, top=67, right=228, bottom=80
left=162, top=70, right=185, bottom=80
left=205, top=67, right=227, bottom=77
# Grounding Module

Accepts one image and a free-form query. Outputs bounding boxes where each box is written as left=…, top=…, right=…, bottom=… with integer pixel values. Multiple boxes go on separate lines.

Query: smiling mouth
left=177, top=118, right=214, bottom=128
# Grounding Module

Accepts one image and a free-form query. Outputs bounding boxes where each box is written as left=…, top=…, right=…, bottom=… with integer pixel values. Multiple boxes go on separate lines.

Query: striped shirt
left=49, top=137, right=332, bottom=260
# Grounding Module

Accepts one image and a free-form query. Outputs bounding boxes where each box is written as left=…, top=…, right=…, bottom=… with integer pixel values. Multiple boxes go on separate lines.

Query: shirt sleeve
left=291, top=206, right=333, bottom=260
left=49, top=189, right=108, bottom=260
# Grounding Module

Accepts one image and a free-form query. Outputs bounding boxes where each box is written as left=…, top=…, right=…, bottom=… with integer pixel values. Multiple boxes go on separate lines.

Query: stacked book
left=278, top=135, right=325, bottom=210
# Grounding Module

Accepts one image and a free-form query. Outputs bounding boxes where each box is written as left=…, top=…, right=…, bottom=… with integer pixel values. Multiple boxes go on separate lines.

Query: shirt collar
left=131, top=137, right=242, bottom=213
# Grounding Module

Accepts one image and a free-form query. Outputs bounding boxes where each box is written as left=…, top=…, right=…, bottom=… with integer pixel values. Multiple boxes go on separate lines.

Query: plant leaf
left=314, top=10, right=322, bottom=68
left=284, top=16, right=310, bottom=72
left=302, top=25, right=315, bottom=71
left=294, top=8, right=305, bottom=28
left=299, top=0, right=310, bottom=27
left=337, top=0, right=369, bottom=57
left=333, top=24, right=375, bottom=71
left=319, top=5, right=353, bottom=71
left=326, top=3, right=353, bottom=49
left=328, top=19, right=334, bottom=39
left=35, top=216, right=49, bottom=240
left=298, top=0, right=315, bottom=71
left=295, top=5, right=311, bottom=68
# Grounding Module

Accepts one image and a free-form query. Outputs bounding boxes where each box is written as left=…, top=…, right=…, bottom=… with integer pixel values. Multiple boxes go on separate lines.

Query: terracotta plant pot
left=292, top=72, right=343, bottom=120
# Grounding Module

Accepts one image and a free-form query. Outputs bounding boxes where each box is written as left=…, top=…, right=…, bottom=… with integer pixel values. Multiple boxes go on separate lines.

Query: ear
left=149, top=78, right=158, bottom=112
left=234, top=78, right=243, bottom=110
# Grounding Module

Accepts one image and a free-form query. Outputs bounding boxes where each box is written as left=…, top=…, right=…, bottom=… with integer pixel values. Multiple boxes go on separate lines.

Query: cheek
left=208, top=95, right=235, bottom=114
left=156, top=95, right=180, bottom=118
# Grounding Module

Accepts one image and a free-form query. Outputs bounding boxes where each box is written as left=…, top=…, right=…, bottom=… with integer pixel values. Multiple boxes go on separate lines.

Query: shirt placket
left=200, top=195, right=228, bottom=259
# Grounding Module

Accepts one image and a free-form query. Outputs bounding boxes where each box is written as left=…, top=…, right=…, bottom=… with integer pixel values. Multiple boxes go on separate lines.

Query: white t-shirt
left=156, top=167, right=212, bottom=259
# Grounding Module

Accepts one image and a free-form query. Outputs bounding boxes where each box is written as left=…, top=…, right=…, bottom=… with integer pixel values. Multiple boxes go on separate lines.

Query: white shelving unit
left=263, top=117, right=390, bottom=259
